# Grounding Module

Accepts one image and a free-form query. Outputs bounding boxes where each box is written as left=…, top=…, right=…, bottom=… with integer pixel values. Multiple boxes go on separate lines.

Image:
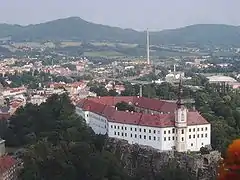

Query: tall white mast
left=147, top=29, right=150, bottom=65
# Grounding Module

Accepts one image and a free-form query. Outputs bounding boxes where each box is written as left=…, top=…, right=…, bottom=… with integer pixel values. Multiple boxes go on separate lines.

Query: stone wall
left=105, top=138, right=221, bottom=180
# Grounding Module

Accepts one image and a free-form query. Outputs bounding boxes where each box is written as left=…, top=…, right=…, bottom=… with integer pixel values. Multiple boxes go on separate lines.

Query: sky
left=0, top=0, right=239, bottom=30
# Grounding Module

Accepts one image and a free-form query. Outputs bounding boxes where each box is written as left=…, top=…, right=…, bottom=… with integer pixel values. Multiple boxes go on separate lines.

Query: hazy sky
left=0, top=0, right=239, bottom=30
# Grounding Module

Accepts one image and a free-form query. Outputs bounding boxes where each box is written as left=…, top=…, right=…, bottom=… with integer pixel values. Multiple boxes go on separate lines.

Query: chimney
left=115, top=106, right=118, bottom=111
left=131, top=111, right=134, bottom=114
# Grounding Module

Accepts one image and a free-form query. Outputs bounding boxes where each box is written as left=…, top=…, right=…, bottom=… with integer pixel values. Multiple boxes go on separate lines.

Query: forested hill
left=1, top=17, right=240, bottom=45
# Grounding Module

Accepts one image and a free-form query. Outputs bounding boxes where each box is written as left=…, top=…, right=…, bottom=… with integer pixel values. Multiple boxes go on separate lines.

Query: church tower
left=175, top=76, right=188, bottom=152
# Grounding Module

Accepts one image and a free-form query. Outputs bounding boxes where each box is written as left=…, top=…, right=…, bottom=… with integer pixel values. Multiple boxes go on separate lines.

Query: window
left=181, top=129, right=184, bottom=134
left=125, top=127, right=127, bottom=130
left=172, top=129, right=175, bottom=133
left=131, top=134, right=133, bottom=137
left=153, top=130, right=156, bottom=134
left=205, top=127, right=208, bottom=131
left=122, top=133, right=124, bottom=136
left=172, top=136, right=175, bottom=140
left=201, top=134, right=203, bottom=138
left=189, top=135, right=191, bottom=139
left=189, top=128, right=191, bottom=132
left=182, top=137, right=184, bottom=141
left=114, top=132, right=116, bottom=135
left=118, top=132, right=120, bottom=136
left=144, top=129, right=146, bottom=133
left=149, top=129, right=151, bottom=133
left=135, top=128, right=137, bottom=131
left=144, top=135, right=146, bottom=139
left=168, top=130, right=171, bottom=134
left=122, top=126, right=123, bottom=130
left=197, top=128, right=199, bottom=131
left=193, top=135, right=195, bottom=138
left=164, top=130, right=166, bottom=134
left=118, top=126, right=119, bottom=129
left=158, top=130, right=160, bottom=134
left=158, top=137, right=160, bottom=141
left=135, top=134, right=137, bottom=138
left=205, top=134, right=207, bottom=137
left=201, top=128, right=203, bottom=131
left=139, top=128, right=142, bottom=132
left=125, top=133, right=127, bottom=137
left=168, top=137, right=170, bottom=141
left=149, top=136, right=151, bottom=140
left=111, top=125, right=113, bottom=128
left=197, top=134, right=199, bottom=138
left=164, top=137, right=166, bottom=141
left=176, top=137, right=178, bottom=140
left=114, top=125, right=116, bottom=129
left=193, top=128, right=195, bottom=132
left=139, top=135, right=142, bottom=139
left=154, top=137, right=156, bottom=140
left=191, top=143, right=193, bottom=147
left=130, top=127, right=132, bottom=131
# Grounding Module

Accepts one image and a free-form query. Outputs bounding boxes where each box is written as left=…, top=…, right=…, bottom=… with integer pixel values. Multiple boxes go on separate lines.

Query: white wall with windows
left=88, top=111, right=108, bottom=135
left=76, top=107, right=211, bottom=152
left=186, top=124, right=211, bottom=151
left=108, top=122, right=164, bottom=150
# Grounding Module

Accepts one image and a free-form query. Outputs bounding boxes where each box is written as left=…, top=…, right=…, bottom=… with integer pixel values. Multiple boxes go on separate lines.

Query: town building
left=0, top=140, right=21, bottom=180
left=76, top=81, right=211, bottom=152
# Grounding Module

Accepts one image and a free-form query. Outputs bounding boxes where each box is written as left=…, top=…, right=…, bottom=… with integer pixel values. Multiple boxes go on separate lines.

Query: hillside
left=1, top=17, right=240, bottom=45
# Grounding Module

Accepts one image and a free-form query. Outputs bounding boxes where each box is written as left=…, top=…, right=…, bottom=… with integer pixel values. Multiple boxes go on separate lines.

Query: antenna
left=147, top=29, right=150, bottom=65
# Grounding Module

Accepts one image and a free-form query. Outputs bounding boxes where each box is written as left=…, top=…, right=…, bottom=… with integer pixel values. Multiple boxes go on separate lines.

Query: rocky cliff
left=105, top=138, right=221, bottom=180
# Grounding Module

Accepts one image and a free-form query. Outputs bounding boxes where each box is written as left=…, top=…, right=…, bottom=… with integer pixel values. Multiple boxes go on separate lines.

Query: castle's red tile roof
left=76, top=96, right=210, bottom=128
left=88, top=96, right=176, bottom=113
left=187, top=111, right=209, bottom=125
left=0, top=156, right=17, bottom=174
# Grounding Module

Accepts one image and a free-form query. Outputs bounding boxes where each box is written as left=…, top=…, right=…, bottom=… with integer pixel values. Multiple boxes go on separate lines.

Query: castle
left=76, top=81, right=211, bottom=152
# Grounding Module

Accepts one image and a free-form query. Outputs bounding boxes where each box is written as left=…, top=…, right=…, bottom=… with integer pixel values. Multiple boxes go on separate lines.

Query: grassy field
left=84, top=51, right=125, bottom=57
left=60, top=41, right=82, bottom=47
left=91, top=42, right=138, bottom=48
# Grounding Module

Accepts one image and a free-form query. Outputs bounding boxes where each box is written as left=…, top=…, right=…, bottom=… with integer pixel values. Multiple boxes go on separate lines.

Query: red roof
left=88, top=96, right=176, bottom=113
left=187, top=111, right=209, bottom=125
left=77, top=96, right=210, bottom=128
left=0, top=156, right=17, bottom=174
left=0, top=113, right=11, bottom=121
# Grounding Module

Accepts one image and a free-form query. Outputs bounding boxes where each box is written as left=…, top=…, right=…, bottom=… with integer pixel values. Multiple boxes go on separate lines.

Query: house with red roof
left=76, top=94, right=211, bottom=152
left=0, top=139, right=21, bottom=180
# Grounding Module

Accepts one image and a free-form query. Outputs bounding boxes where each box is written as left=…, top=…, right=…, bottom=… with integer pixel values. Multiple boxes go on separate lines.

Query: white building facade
left=76, top=96, right=211, bottom=152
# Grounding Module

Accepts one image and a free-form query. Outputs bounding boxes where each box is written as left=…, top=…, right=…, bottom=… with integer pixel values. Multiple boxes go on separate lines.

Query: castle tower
left=175, top=76, right=188, bottom=152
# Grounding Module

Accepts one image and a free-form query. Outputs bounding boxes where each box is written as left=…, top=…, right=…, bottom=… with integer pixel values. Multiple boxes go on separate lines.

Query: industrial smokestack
left=147, top=29, right=150, bottom=65
left=139, top=85, right=143, bottom=97
left=174, top=64, right=176, bottom=77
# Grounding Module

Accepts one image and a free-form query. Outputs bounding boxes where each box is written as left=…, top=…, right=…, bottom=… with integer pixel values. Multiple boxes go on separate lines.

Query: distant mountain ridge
left=0, top=17, right=240, bottom=46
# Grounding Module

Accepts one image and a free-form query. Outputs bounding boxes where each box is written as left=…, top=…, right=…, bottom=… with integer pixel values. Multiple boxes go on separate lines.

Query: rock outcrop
left=105, top=138, right=221, bottom=180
